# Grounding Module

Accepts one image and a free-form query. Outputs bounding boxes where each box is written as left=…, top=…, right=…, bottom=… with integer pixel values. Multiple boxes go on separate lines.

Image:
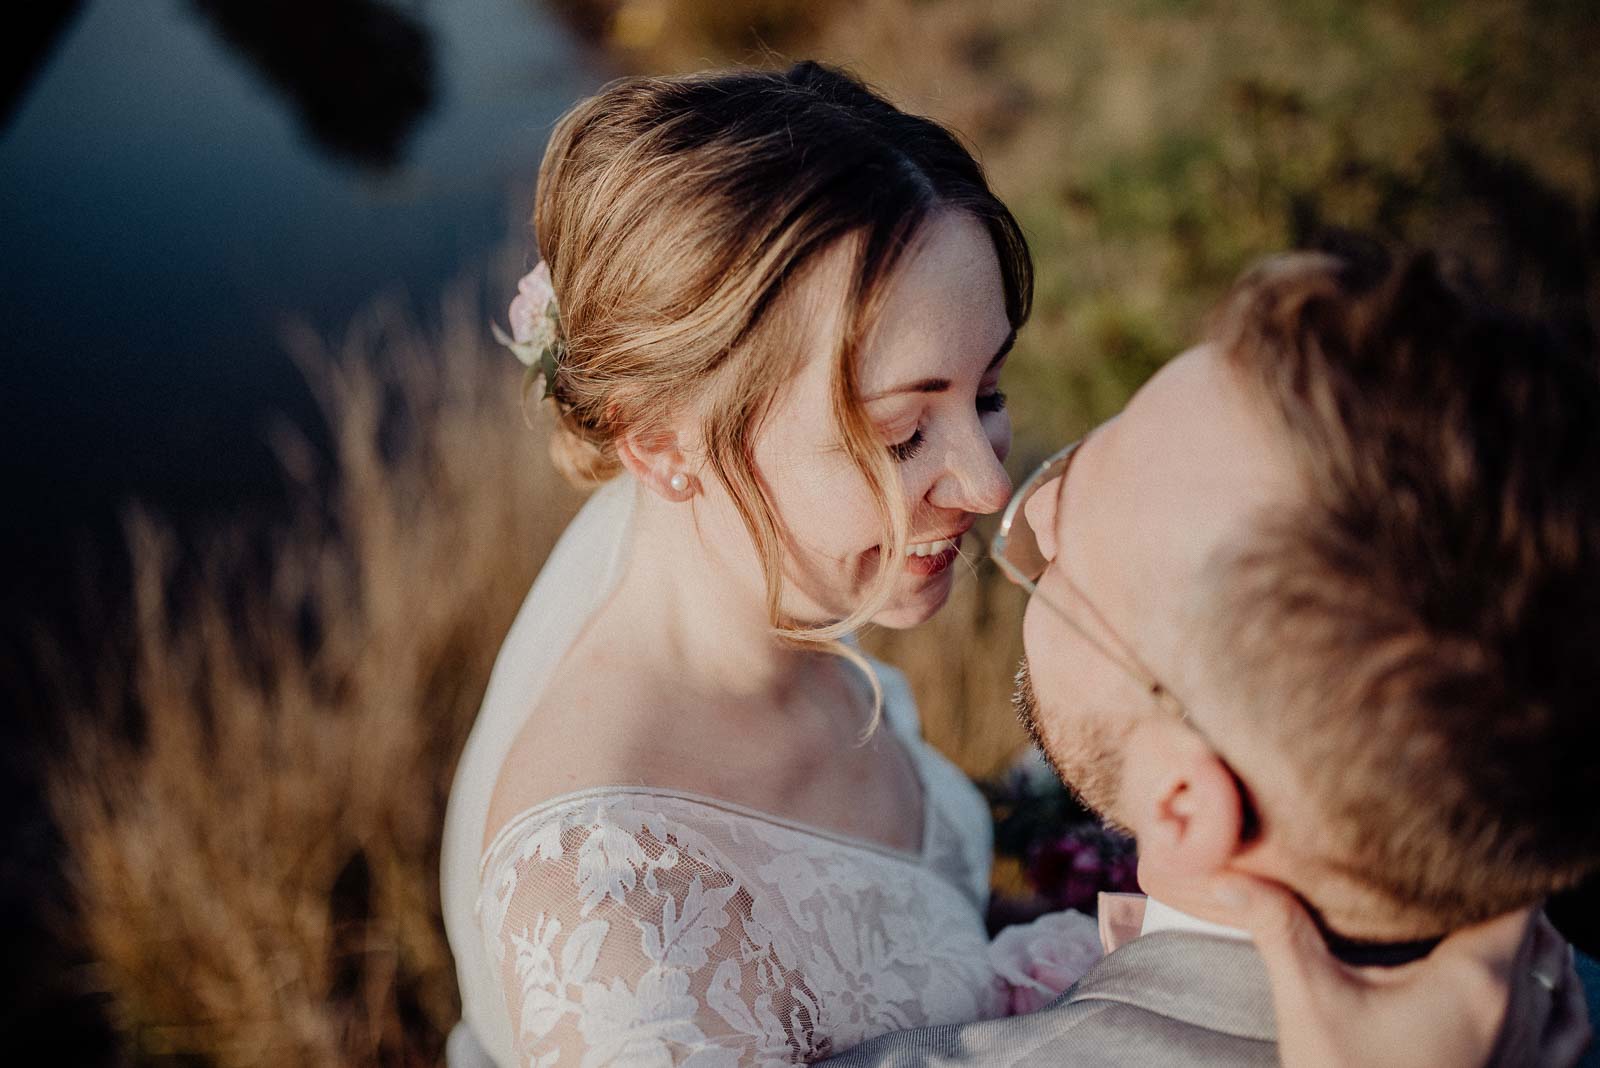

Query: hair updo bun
left=546, top=406, right=620, bottom=487
left=522, top=61, right=1032, bottom=643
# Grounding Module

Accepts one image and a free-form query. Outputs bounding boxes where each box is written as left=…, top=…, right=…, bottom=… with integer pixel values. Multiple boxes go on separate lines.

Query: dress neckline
left=480, top=736, right=936, bottom=875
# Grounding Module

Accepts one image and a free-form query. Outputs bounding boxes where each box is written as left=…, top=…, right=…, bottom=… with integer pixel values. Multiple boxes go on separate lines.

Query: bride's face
left=747, top=209, right=1016, bottom=628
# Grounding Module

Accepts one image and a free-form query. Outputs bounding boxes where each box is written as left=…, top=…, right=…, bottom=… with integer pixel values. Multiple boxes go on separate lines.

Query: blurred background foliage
left=557, top=0, right=1598, bottom=455
left=32, top=1, right=1598, bottom=1064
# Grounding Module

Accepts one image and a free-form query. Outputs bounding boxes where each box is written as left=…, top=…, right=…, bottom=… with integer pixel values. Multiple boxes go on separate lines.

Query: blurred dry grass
left=50, top=290, right=586, bottom=1066
left=47, top=0, right=1599, bottom=1063
left=863, top=557, right=1031, bottom=781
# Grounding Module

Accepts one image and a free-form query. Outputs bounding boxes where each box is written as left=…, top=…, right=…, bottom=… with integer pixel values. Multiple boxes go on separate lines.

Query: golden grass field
left=47, top=1, right=1596, bottom=1063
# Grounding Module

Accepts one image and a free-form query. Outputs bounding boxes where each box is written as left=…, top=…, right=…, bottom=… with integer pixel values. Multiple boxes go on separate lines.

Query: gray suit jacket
left=823, top=931, right=1276, bottom=1066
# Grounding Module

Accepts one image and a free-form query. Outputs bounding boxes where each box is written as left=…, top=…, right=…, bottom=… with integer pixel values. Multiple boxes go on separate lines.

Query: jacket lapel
left=1057, top=928, right=1277, bottom=1044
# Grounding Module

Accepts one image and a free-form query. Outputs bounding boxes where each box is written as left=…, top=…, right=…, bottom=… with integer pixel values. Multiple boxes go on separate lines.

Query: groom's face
left=1012, top=343, right=1299, bottom=828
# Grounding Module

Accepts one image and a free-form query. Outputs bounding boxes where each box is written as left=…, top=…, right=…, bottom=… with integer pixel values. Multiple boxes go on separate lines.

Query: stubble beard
left=1013, top=655, right=1131, bottom=832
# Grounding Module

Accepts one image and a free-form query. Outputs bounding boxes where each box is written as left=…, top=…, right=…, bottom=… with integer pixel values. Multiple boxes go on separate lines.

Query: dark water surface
left=2, top=0, right=598, bottom=629
left=1, top=0, right=599, bottom=1044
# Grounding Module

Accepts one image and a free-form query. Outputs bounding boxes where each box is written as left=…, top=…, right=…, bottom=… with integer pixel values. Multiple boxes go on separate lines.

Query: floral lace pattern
left=477, top=785, right=1008, bottom=1067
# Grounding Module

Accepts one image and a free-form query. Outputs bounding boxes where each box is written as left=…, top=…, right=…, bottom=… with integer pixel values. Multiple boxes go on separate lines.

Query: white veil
left=440, top=472, right=637, bottom=1067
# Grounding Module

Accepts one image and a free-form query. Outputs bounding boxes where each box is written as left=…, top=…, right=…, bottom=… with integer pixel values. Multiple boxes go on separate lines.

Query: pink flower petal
left=509, top=262, right=555, bottom=344
left=989, top=909, right=1105, bottom=1017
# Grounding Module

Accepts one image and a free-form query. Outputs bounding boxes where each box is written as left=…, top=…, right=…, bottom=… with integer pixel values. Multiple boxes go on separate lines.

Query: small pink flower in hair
left=492, top=260, right=562, bottom=402
left=508, top=261, right=556, bottom=347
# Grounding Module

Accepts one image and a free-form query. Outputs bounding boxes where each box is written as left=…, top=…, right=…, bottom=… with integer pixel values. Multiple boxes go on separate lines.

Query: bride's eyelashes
left=889, top=428, right=926, bottom=463
left=886, top=390, right=1009, bottom=463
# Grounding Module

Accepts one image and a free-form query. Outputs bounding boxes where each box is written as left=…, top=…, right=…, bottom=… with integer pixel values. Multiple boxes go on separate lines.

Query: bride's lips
left=859, top=522, right=974, bottom=582
left=902, top=523, right=973, bottom=578
left=904, top=535, right=962, bottom=577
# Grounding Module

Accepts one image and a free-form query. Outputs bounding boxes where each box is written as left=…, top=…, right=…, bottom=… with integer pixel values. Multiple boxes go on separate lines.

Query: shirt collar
left=1139, top=895, right=1251, bottom=943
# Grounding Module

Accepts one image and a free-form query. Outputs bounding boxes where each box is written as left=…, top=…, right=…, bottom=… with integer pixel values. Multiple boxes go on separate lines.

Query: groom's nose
left=1025, top=474, right=1063, bottom=566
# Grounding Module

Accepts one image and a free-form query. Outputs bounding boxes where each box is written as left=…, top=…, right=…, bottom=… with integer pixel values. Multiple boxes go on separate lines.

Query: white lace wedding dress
left=441, top=475, right=1088, bottom=1067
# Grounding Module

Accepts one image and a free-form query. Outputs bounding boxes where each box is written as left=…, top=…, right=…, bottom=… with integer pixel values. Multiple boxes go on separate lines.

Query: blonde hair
left=526, top=62, right=1031, bottom=701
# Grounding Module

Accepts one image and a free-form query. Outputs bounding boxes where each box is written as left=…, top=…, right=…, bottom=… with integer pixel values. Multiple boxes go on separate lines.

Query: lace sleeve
left=478, top=797, right=822, bottom=1067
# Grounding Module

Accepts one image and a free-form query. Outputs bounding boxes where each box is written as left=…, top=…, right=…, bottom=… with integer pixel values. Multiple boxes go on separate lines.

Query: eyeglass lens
left=1000, top=451, right=1074, bottom=584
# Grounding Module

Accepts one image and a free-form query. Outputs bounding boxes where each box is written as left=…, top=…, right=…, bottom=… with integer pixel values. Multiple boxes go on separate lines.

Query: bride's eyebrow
left=862, top=329, right=1016, bottom=401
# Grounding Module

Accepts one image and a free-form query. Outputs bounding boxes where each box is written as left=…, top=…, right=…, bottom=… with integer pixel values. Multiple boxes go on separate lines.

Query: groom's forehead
left=1079, top=345, right=1300, bottom=599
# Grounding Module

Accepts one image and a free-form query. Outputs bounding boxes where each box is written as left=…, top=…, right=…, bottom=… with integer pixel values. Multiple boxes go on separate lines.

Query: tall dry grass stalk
left=50, top=286, right=584, bottom=1066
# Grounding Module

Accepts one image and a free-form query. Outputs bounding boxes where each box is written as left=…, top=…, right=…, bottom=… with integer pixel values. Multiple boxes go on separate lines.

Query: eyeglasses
left=990, top=437, right=1264, bottom=841
left=988, top=438, right=1188, bottom=723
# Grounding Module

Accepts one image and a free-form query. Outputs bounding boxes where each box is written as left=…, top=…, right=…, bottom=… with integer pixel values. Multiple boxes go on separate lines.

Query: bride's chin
left=868, top=578, right=957, bottom=630
left=849, top=547, right=960, bottom=629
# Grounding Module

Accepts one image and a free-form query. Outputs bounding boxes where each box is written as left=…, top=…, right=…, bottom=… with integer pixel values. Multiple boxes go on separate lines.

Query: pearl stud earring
left=670, top=473, right=689, bottom=494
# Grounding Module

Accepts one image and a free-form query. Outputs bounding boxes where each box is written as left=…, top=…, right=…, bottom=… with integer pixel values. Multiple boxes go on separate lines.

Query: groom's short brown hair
left=1210, top=241, right=1600, bottom=928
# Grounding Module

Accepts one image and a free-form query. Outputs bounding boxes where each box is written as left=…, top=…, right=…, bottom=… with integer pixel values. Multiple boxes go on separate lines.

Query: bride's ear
left=616, top=425, right=699, bottom=501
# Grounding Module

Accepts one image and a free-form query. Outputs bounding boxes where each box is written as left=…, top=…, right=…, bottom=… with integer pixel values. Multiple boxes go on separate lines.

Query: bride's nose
left=930, top=418, right=1012, bottom=516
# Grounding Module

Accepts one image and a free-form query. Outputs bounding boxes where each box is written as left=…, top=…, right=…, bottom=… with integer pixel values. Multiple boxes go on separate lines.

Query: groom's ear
left=1121, top=719, right=1244, bottom=883
left=616, top=423, right=698, bottom=501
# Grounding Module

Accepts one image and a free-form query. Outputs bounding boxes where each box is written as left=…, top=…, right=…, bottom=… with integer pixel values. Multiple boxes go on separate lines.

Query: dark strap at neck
left=1312, top=910, right=1445, bottom=967
left=1323, top=930, right=1444, bottom=967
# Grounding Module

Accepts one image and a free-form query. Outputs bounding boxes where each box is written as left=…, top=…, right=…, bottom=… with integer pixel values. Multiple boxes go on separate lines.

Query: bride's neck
left=608, top=486, right=818, bottom=705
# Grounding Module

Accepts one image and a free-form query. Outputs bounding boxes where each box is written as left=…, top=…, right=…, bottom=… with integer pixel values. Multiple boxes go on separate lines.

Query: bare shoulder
left=480, top=648, right=677, bottom=856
